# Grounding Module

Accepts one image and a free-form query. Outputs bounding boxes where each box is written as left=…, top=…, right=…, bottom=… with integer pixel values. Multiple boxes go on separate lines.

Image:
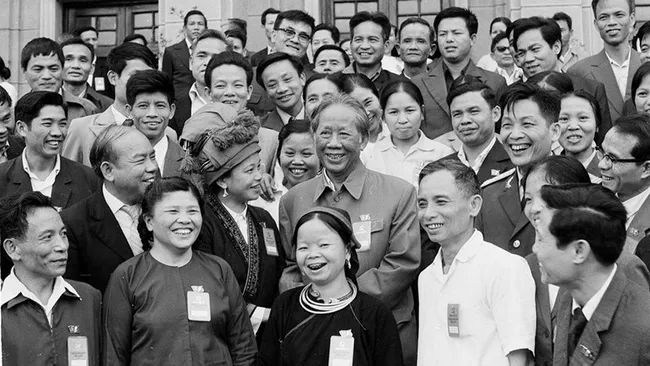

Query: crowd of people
left=2, top=0, right=650, bottom=365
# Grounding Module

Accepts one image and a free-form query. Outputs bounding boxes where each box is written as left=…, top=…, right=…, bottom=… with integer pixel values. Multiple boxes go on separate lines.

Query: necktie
left=567, top=307, right=588, bottom=359
left=120, top=204, right=143, bottom=255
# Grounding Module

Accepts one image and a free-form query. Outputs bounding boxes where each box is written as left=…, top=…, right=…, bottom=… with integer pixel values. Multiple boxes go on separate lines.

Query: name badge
left=187, top=286, right=211, bottom=322
left=262, top=227, right=279, bottom=256
left=329, top=335, right=354, bottom=366
left=94, top=77, right=105, bottom=91
left=448, top=304, right=460, bottom=337
left=352, top=221, right=371, bottom=252
left=68, top=336, right=89, bottom=366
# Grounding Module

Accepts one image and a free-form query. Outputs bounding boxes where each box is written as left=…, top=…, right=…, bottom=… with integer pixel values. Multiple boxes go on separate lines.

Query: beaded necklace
left=299, top=279, right=358, bottom=314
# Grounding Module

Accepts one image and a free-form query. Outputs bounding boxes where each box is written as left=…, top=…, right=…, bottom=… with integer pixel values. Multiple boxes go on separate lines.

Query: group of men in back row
left=2, top=0, right=650, bottom=364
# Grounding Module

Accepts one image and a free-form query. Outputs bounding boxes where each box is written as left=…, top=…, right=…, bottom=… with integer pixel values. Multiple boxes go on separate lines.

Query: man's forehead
left=517, top=28, right=546, bottom=47
left=63, top=44, right=92, bottom=56
left=28, top=53, right=62, bottom=66
left=279, top=19, right=311, bottom=33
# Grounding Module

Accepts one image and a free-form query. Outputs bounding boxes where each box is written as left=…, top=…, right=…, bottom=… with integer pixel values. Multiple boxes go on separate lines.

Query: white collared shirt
left=364, top=132, right=453, bottom=187
left=417, top=230, right=536, bottom=366
left=1, top=268, right=80, bottom=326
left=22, top=151, right=61, bottom=198
left=622, top=184, right=650, bottom=229
left=189, top=82, right=208, bottom=116
left=152, top=136, right=169, bottom=175
left=223, top=203, right=249, bottom=244
left=457, top=136, right=497, bottom=174
left=571, top=264, right=617, bottom=320
left=276, top=106, right=305, bottom=125
left=110, top=105, right=128, bottom=125
left=605, top=48, right=631, bottom=99
left=103, top=185, right=142, bottom=255
left=62, top=84, right=87, bottom=99
left=494, top=65, right=524, bottom=85
left=186, top=37, right=193, bottom=55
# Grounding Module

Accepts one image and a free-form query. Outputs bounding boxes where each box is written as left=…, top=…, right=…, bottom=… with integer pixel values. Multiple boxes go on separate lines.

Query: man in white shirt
left=126, top=69, right=183, bottom=177
left=598, top=114, right=650, bottom=253
left=416, top=159, right=535, bottom=366
left=532, top=183, right=650, bottom=365
left=566, top=0, right=640, bottom=123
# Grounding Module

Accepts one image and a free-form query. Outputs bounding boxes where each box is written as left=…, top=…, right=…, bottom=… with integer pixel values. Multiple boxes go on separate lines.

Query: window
left=331, top=1, right=380, bottom=40
left=132, top=10, right=159, bottom=54
left=396, top=0, right=441, bottom=29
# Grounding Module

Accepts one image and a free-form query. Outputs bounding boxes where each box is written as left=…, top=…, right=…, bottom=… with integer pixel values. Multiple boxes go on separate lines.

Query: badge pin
left=579, top=345, right=595, bottom=360
left=491, top=169, right=500, bottom=176
left=631, top=229, right=639, bottom=237
left=360, top=214, right=371, bottom=221
left=339, top=329, right=353, bottom=338
left=191, top=285, right=204, bottom=292
left=68, top=325, right=80, bottom=334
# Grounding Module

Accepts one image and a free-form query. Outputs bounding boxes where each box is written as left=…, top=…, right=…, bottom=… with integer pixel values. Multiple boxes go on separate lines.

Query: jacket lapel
left=89, top=191, right=133, bottom=261
left=553, top=289, right=573, bottom=366
left=424, top=61, right=450, bottom=117
left=89, top=108, right=117, bottom=137
left=163, top=138, right=184, bottom=177
left=262, top=110, right=284, bottom=132
left=589, top=50, right=623, bottom=115
left=626, top=50, right=641, bottom=100
left=625, top=194, right=650, bottom=253
left=174, top=40, right=191, bottom=69
left=50, top=158, right=72, bottom=210
left=10, top=158, right=32, bottom=191
left=498, top=173, right=521, bottom=226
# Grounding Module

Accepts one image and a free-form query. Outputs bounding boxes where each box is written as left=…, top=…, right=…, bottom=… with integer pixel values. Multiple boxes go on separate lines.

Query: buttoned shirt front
left=365, top=132, right=453, bottom=187
left=417, top=230, right=536, bottom=366
left=276, top=106, right=305, bottom=125
left=21, top=151, right=61, bottom=197
left=110, top=105, right=128, bottom=125
left=103, top=185, right=142, bottom=255
left=605, top=49, right=631, bottom=99
left=223, top=203, right=249, bottom=244
left=1, top=269, right=80, bottom=326
left=189, top=82, right=208, bottom=116
left=457, top=136, right=497, bottom=174
left=152, top=136, right=169, bottom=175
left=622, top=184, right=650, bottom=229
left=571, top=264, right=617, bottom=320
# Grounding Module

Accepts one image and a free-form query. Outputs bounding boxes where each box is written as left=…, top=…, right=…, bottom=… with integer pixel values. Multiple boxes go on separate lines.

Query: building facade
left=2, top=0, right=648, bottom=97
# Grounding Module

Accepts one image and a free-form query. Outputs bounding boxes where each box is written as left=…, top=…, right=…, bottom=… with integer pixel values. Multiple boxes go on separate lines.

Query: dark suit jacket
left=441, top=139, right=513, bottom=184
left=567, top=49, right=641, bottom=124
left=250, top=47, right=269, bottom=67
left=476, top=168, right=535, bottom=257
left=342, top=63, right=406, bottom=95
left=412, top=59, right=507, bottom=139
left=170, top=93, right=191, bottom=137
left=84, top=86, right=113, bottom=113
left=553, top=268, right=650, bottom=365
left=6, top=135, right=24, bottom=160
left=526, top=252, right=650, bottom=366
left=567, top=74, right=613, bottom=144
left=247, top=67, right=278, bottom=118
left=0, top=156, right=99, bottom=280
left=61, top=190, right=133, bottom=293
left=162, top=39, right=194, bottom=104
left=162, top=137, right=184, bottom=177
left=260, top=109, right=284, bottom=132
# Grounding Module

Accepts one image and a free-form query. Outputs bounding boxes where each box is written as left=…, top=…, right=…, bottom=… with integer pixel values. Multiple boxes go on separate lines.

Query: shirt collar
left=352, top=63, right=382, bottom=81
left=110, top=105, right=128, bottom=125
left=62, top=84, right=87, bottom=99
left=450, top=230, right=483, bottom=263
left=622, top=184, right=650, bottom=220
left=457, top=135, right=497, bottom=172
left=276, top=105, right=305, bottom=125
left=103, top=184, right=130, bottom=215
left=442, top=60, right=471, bottom=77
left=1, top=268, right=80, bottom=308
left=376, top=131, right=439, bottom=153
left=223, top=202, right=248, bottom=221
left=21, top=151, right=61, bottom=179
left=571, top=264, right=617, bottom=320
left=604, top=47, right=631, bottom=68
left=314, top=162, right=367, bottom=201
left=189, top=82, right=207, bottom=102
left=186, top=37, right=193, bottom=52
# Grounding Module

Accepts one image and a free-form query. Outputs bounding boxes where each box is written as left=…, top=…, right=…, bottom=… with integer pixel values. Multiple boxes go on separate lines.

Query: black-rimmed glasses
left=277, top=27, right=311, bottom=44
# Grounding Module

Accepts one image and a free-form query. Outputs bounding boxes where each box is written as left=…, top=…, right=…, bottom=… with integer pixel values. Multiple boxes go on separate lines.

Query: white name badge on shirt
left=68, top=336, right=89, bottom=366
left=187, top=287, right=211, bottom=322
left=353, top=221, right=371, bottom=252
left=448, top=303, right=460, bottom=337
left=328, top=335, right=354, bottom=366
left=262, top=227, right=279, bottom=256
left=94, top=77, right=105, bottom=91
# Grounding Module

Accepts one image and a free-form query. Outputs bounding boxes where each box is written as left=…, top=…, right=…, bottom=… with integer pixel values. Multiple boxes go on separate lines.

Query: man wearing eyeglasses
left=598, top=114, right=650, bottom=253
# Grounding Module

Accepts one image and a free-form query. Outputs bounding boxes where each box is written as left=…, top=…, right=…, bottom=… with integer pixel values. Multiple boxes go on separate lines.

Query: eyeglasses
left=277, top=27, right=311, bottom=44
left=595, top=146, right=646, bottom=166
left=495, top=46, right=510, bottom=53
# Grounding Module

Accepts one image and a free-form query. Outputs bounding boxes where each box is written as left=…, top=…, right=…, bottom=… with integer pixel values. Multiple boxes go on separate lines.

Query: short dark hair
left=491, top=32, right=509, bottom=52
left=304, top=73, right=344, bottom=102
left=340, top=73, right=379, bottom=99
left=205, top=51, right=254, bottom=87
left=399, top=17, right=435, bottom=44
left=126, top=69, right=175, bottom=106
left=552, top=12, right=573, bottom=30
left=349, top=11, right=391, bottom=42
left=15, top=91, right=66, bottom=127
left=123, top=33, right=148, bottom=46
left=380, top=79, right=424, bottom=110
left=90, top=125, right=137, bottom=178
left=634, top=21, right=650, bottom=52
left=611, top=114, right=650, bottom=162
left=59, top=37, right=95, bottom=62
left=313, top=45, right=351, bottom=67
left=276, top=119, right=312, bottom=161
left=510, top=17, right=561, bottom=52
left=228, top=18, right=248, bottom=34
left=527, top=71, right=574, bottom=94
left=72, top=26, right=98, bottom=38
left=106, top=42, right=156, bottom=76
left=193, top=29, right=230, bottom=51
left=138, top=177, right=204, bottom=250
left=184, top=10, right=207, bottom=27
left=523, top=155, right=591, bottom=191
left=418, top=159, right=481, bottom=198
left=273, top=10, right=316, bottom=34
left=0, top=85, right=12, bottom=107
left=542, top=183, right=627, bottom=265
left=313, top=23, right=341, bottom=44
left=261, top=8, right=281, bottom=26
left=0, top=56, right=11, bottom=80
left=631, top=63, right=650, bottom=105
left=490, top=17, right=512, bottom=33
left=225, top=28, right=247, bottom=48
left=433, top=7, right=479, bottom=36
left=591, top=0, right=634, bottom=16
left=447, top=79, right=497, bottom=109
left=499, top=82, right=560, bottom=126
left=256, top=52, right=304, bottom=91
left=21, top=37, right=64, bottom=70
left=0, top=192, right=54, bottom=242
